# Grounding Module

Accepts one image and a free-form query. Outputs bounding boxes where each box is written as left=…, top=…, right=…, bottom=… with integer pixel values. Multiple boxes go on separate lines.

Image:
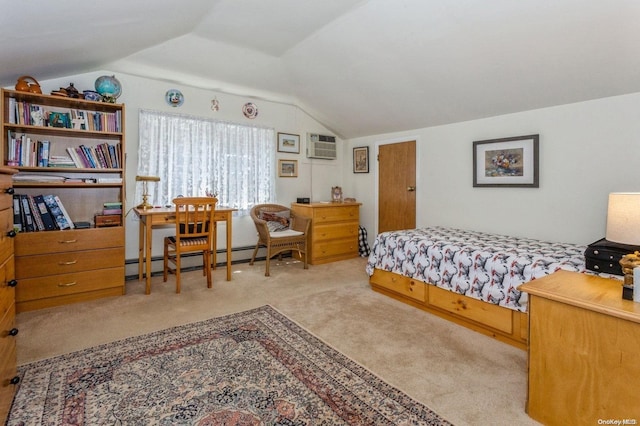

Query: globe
left=94, top=75, right=122, bottom=102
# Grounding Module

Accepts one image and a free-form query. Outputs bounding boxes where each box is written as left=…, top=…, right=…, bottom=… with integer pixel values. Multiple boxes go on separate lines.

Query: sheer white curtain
left=137, top=109, right=276, bottom=214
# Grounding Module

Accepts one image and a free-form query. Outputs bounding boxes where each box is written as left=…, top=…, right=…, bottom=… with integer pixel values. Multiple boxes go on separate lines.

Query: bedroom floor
left=14, top=257, right=540, bottom=426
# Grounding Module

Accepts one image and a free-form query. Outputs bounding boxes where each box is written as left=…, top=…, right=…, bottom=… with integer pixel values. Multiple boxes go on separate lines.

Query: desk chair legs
left=164, top=242, right=213, bottom=293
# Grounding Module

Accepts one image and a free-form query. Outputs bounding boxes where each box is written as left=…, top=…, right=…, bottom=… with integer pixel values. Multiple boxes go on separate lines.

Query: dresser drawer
left=313, top=222, right=359, bottom=242
left=15, top=227, right=124, bottom=256
left=16, top=247, right=123, bottom=279
left=0, top=258, right=14, bottom=322
left=314, top=238, right=359, bottom=260
left=371, top=269, right=426, bottom=302
left=0, top=175, right=13, bottom=212
left=16, top=267, right=124, bottom=302
left=0, top=209, right=14, bottom=263
left=428, top=285, right=513, bottom=334
left=312, top=205, right=359, bottom=224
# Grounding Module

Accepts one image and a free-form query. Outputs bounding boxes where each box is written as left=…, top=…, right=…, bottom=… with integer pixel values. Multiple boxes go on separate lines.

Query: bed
left=366, top=226, right=590, bottom=349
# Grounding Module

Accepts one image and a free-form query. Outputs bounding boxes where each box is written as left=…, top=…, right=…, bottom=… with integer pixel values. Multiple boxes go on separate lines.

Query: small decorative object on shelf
left=95, top=75, right=122, bottom=103
left=211, top=97, right=219, bottom=111
left=65, top=83, right=79, bottom=98
left=14, top=75, right=41, bottom=94
left=83, top=90, right=101, bottom=101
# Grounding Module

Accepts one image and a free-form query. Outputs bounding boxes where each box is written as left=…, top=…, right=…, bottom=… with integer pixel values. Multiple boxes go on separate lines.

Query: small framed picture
left=278, top=159, right=298, bottom=177
left=353, top=146, right=369, bottom=173
left=473, top=134, right=539, bottom=187
left=277, top=132, right=300, bottom=154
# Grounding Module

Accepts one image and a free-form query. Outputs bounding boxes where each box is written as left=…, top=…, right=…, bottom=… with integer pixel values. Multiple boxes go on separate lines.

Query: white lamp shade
left=605, top=192, right=640, bottom=245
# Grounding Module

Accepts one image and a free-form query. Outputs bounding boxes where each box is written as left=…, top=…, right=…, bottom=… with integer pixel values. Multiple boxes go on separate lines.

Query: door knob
left=407, top=186, right=416, bottom=192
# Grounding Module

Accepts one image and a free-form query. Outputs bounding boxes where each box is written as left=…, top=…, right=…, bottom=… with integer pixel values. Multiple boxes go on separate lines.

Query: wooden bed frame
left=369, top=268, right=528, bottom=350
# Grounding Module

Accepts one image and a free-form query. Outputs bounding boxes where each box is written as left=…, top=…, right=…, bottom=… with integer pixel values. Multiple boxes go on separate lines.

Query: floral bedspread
left=365, top=226, right=587, bottom=312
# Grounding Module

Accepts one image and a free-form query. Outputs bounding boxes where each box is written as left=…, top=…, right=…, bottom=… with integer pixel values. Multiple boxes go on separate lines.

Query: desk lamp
left=135, top=175, right=160, bottom=210
left=605, top=192, right=640, bottom=298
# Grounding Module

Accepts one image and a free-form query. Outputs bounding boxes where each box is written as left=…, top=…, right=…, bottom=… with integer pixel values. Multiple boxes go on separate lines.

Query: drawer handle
left=8, top=328, right=18, bottom=337
left=10, top=376, right=20, bottom=385
left=58, top=281, right=77, bottom=287
left=58, top=260, right=78, bottom=266
left=7, top=280, right=17, bottom=288
left=6, top=230, right=15, bottom=238
left=165, top=215, right=176, bottom=221
left=58, top=239, right=78, bottom=244
left=4, top=188, right=14, bottom=195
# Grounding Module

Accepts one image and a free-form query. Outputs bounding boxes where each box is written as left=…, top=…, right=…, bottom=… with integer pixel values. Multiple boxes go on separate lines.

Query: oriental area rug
left=8, top=305, right=451, bottom=425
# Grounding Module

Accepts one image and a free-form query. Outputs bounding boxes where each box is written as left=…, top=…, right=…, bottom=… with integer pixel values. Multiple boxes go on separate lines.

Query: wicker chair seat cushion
left=167, top=236, right=209, bottom=246
left=269, top=229, right=304, bottom=238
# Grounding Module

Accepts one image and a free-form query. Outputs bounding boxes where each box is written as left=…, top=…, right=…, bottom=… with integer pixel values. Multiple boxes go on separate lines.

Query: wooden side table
left=519, top=270, right=640, bottom=426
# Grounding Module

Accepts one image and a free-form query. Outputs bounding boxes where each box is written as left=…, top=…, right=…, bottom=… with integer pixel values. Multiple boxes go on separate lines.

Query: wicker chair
left=163, top=197, right=217, bottom=293
left=249, top=204, right=311, bottom=276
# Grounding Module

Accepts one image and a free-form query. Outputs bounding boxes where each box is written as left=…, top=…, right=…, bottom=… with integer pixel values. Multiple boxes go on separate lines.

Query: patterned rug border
left=10, top=305, right=453, bottom=425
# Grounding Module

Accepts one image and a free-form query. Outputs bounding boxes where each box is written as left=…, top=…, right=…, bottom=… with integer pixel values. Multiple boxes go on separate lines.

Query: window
left=137, top=110, right=276, bottom=214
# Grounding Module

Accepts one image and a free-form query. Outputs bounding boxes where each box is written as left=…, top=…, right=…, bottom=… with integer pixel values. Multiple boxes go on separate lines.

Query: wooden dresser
left=519, top=270, right=640, bottom=425
left=291, top=202, right=361, bottom=265
left=15, top=227, right=124, bottom=312
left=0, top=167, right=18, bottom=423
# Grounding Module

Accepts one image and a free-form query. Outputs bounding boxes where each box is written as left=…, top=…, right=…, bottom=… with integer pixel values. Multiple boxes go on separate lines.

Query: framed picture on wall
left=277, top=132, right=300, bottom=154
left=473, top=134, right=539, bottom=187
left=278, top=159, right=298, bottom=177
left=353, top=146, right=369, bottom=173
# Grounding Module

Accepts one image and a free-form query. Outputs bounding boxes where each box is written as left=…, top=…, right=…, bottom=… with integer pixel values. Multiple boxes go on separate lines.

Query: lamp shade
left=605, top=192, right=640, bottom=245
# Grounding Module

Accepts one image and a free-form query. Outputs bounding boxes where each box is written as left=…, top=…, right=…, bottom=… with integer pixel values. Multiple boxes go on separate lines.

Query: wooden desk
left=519, top=270, right=640, bottom=425
left=134, top=207, right=235, bottom=294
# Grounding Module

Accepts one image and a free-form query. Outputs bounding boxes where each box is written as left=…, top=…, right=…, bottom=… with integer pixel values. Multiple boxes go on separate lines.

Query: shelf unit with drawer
left=0, top=89, right=126, bottom=312
left=0, top=167, right=19, bottom=424
left=290, top=202, right=361, bottom=265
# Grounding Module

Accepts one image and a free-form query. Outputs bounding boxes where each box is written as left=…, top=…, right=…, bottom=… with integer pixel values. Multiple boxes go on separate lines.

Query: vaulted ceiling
left=2, top=0, right=639, bottom=139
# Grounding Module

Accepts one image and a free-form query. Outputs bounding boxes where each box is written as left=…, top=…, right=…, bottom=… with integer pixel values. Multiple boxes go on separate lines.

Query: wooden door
left=378, top=141, right=416, bottom=233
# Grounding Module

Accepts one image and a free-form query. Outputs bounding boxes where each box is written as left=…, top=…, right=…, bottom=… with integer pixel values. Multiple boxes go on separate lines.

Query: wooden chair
left=249, top=204, right=311, bottom=276
left=163, top=197, right=217, bottom=293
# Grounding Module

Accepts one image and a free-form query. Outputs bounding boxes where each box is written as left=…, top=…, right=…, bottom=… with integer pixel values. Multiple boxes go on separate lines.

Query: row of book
left=8, top=98, right=122, bottom=133
left=6, top=132, right=122, bottom=169
left=13, top=194, right=74, bottom=232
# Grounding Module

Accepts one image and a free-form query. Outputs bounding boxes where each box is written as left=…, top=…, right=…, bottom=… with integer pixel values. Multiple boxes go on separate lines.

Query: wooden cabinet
left=519, top=270, right=640, bottom=425
left=0, top=89, right=125, bottom=312
left=0, top=167, right=18, bottom=424
left=291, top=202, right=361, bottom=265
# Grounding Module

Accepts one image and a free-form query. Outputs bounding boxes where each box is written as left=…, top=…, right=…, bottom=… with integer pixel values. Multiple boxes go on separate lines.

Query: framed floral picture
left=278, top=159, right=298, bottom=177
left=277, top=132, right=300, bottom=154
left=353, top=146, right=369, bottom=173
left=473, top=134, right=539, bottom=187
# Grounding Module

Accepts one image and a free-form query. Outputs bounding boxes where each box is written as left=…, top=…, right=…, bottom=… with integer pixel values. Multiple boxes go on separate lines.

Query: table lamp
left=136, top=175, right=160, bottom=210
left=605, top=192, right=640, bottom=298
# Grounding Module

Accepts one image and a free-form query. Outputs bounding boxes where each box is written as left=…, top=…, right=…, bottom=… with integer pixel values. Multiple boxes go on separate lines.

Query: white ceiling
left=2, top=0, right=639, bottom=139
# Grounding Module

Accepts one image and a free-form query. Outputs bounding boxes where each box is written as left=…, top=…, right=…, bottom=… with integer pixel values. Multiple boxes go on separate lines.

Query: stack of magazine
left=13, top=194, right=75, bottom=232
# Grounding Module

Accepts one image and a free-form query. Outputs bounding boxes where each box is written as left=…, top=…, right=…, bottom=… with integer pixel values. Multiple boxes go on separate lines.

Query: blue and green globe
left=95, top=75, right=122, bottom=102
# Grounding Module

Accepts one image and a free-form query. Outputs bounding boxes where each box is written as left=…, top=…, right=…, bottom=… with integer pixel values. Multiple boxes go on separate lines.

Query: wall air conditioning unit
left=307, top=133, right=337, bottom=160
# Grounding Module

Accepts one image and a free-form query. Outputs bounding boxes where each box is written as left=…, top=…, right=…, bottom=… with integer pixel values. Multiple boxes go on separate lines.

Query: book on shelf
left=102, top=208, right=122, bottom=215
left=33, top=195, right=57, bottom=231
left=27, top=195, right=45, bottom=231
left=12, top=195, right=21, bottom=232
left=19, top=194, right=35, bottom=232
left=42, top=194, right=74, bottom=230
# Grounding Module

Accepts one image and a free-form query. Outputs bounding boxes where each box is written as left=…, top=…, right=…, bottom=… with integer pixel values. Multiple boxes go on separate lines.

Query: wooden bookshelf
left=0, top=88, right=126, bottom=311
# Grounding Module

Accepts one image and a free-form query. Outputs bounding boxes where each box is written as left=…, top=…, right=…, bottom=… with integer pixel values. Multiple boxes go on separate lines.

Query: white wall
left=24, top=71, right=343, bottom=273
left=345, top=92, right=640, bottom=246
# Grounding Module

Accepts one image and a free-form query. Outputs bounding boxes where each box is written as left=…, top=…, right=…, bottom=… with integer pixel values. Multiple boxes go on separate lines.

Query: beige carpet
left=15, top=257, right=540, bottom=426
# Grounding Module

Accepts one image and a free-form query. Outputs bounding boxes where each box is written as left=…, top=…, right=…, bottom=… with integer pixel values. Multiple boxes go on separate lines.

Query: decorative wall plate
left=242, top=102, right=258, bottom=119
left=165, top=89, right=184, bottom=107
